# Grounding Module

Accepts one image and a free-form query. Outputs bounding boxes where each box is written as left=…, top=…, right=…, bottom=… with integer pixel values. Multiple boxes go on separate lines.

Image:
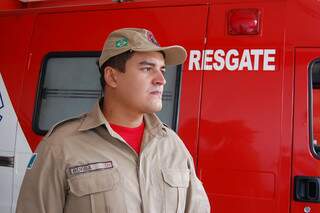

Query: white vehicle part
left=0, top=73, right=32, bottom=213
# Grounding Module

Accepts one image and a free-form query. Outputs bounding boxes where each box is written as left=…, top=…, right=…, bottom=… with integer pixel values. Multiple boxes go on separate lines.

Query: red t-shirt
left=110, top=122, right=145, bottom=154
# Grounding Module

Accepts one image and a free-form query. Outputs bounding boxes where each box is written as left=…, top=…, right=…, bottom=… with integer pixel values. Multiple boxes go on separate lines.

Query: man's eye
left=142, top=67, right=152, bottom=72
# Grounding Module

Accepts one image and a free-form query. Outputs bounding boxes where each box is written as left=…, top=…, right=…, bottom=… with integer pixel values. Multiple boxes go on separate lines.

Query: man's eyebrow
left=138, top=61, right=165, bottom=68
left=139, top=61, right=156, bottom=66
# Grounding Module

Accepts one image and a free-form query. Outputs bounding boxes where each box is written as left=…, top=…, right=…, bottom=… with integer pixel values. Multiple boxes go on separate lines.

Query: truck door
left=291, top=48, right=320, bottom=213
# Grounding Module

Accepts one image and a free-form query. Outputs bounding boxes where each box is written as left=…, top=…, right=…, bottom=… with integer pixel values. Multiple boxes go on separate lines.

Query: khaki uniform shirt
left=16, top=102, right=210, bottom=213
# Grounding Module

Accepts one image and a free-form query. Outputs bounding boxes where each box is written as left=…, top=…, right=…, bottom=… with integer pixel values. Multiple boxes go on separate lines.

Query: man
left=16, top=28, right=210, bottom=213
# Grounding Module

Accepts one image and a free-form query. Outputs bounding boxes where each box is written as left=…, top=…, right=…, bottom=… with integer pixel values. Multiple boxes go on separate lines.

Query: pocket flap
left=68, top=169, right=119, bottom=197
left=161, top=169, right=190, bottom=188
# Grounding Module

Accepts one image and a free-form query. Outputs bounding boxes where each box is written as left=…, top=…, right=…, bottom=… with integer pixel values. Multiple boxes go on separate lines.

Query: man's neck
left=102, top=100, right=143, bottom=128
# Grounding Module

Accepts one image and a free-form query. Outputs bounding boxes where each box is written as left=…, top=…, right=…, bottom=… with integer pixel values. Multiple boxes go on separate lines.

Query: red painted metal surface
left=0, top=0, right=24, bottom=10
left=0, top=13, right=36, bottom=128
left=1, top=0, right=320, bottom=212
left=198, top=1, right=289, bottom=212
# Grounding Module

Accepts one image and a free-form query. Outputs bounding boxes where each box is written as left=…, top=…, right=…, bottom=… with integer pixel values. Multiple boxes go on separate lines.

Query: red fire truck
left=0, top=0, right=319, bottom=212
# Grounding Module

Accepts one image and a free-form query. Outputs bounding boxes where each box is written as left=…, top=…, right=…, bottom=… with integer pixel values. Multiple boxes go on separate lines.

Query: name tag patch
left=69, top=161, right=113, bottom=175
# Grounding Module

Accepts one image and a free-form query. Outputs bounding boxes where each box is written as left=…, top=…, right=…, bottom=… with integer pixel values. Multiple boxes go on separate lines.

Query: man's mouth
left=150, top=90, right=163, bottom=97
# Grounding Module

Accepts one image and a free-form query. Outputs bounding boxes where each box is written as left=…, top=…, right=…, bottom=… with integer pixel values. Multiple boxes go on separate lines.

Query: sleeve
left=16, top=138, right=67, bottom=213
left=185, top=151, right=211, bottom=213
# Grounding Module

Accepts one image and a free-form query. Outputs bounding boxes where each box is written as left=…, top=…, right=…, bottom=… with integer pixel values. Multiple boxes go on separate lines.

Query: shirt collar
left=143, top=112, right=167, bottom=137
left=78, top=100, right=106, bottom=131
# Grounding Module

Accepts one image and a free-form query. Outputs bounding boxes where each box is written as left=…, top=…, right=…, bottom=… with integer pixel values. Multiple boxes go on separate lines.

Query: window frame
left=169, top=64, right=182, bottom=131
left=32, top=51, right=182, bottom=135
left=32, top=51, right=101, bottom=135
left=308, top=58, right=320, bottom=158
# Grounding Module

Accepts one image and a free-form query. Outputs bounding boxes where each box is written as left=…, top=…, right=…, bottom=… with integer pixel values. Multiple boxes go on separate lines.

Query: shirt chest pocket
left=66, top=169, right=126, bottom=213
left=162, top=169, right=190, bottom=213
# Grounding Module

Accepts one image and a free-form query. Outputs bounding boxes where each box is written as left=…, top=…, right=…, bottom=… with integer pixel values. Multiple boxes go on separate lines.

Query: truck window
left=33, top=52, right=181, bottom=135
left=310, top=60, right=320, bottom=155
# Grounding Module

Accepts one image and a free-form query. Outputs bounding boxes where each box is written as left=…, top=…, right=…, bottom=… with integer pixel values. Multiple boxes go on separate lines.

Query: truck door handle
left=0, top=156, right=14, bottom=168
left=294, top=176, right=320, bottom=202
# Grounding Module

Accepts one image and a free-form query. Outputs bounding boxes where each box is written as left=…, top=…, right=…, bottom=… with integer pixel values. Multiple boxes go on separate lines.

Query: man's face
left=113, top=51, right=166, bottom=114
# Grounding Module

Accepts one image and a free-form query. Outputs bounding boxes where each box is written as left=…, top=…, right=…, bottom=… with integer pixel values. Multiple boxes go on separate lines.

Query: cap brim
left=132, top=45, right=187, bottom=65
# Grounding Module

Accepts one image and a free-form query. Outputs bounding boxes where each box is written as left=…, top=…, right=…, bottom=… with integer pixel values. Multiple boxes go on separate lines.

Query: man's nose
left=153, top=69, right=166, bottom=86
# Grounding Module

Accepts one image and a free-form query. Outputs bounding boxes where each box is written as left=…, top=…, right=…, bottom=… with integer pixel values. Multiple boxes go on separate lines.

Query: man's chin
left=145, top=103, right=162, bottom=113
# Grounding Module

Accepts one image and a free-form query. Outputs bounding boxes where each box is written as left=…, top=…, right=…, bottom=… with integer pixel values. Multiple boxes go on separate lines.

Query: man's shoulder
left=44, top=113, right=87, bottom=139
left=32, top=114, right=88, bottom=159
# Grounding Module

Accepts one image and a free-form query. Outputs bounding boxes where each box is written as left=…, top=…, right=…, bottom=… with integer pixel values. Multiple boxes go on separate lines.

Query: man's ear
left=104, top=66, right=118, bottom=88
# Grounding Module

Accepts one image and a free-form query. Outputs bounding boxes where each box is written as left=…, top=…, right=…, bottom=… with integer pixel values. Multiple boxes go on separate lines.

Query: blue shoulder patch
left=27, top=153, right=37, bottom=170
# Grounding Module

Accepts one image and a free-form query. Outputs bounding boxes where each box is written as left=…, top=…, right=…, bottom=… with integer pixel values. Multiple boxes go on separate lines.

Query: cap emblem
left=146, top=31, right=159, bottom=46
left=115, top=37, right=128, bottom=48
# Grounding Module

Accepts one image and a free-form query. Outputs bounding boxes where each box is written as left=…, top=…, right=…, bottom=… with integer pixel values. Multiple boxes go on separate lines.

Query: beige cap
left=99, top=28, right=187, bottom=67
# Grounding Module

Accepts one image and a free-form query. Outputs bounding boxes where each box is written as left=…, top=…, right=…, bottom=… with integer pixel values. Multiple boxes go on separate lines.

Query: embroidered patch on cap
left=27, top=153, right=37, bottom=170
left=69, top=161, right=113, bottom=175
left=115, top=37, right=128, bottom=48
left=146, top=31, right=159, bottom=46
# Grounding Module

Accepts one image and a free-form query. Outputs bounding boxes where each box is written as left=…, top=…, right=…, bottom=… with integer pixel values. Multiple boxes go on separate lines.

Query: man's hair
left=97, top=50, right=135, bottom=89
